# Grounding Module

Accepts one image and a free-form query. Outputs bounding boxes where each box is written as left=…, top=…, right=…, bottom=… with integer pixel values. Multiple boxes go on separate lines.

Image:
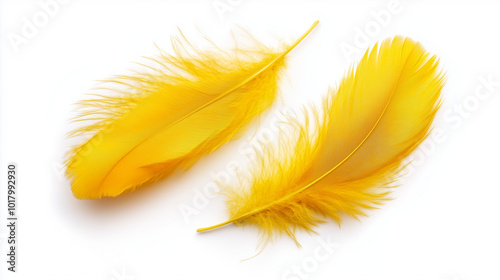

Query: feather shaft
left=198, top=76, right=395, bottom=232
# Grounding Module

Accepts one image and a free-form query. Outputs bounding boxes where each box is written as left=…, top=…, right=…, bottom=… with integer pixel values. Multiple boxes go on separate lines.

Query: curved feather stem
left=196, top=46, right=414, bottom=233
left=95, top=21, right=319, bottom=191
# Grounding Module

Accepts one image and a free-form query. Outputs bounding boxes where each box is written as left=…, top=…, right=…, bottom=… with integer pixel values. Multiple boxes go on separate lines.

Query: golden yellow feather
left=197, top=36, right=445, bottom=247
left=66, top=21, right=319, bottom=199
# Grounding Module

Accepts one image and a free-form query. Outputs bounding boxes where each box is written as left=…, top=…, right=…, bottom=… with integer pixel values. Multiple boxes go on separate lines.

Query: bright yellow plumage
left=66, top=22, right=318, bottom=199
left=198, top=36, right=445, bottom=247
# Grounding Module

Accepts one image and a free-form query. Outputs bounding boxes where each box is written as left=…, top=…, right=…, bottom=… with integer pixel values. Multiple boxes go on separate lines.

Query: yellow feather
left=197, top=36, right=446, bottom=247
left=66, top=21, right=319, bottom=199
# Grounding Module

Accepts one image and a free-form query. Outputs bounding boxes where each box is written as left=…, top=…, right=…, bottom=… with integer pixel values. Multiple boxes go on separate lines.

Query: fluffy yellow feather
left=66, top=21, right=319, bottom=199
left=198, top=36, right=445, bottom=247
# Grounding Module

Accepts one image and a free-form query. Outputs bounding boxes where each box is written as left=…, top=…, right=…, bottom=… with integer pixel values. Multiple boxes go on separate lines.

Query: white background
left=1, top=0, right=500, bottom=279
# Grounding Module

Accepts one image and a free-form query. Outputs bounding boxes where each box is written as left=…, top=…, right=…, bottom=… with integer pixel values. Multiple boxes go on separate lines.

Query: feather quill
left=197, top=36, right=445, bottom=246
left=66, top=21, right=319, bottom=199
